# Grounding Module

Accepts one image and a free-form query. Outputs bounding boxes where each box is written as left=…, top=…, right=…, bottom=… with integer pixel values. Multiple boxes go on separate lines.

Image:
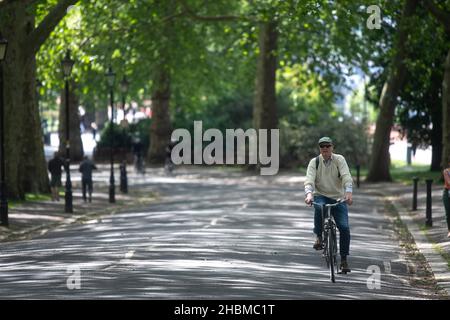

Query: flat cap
left=318, top=136, right=333, bottom=144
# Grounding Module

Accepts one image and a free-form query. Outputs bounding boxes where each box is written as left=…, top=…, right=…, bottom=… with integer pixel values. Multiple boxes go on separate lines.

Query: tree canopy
left=1, top=0, right=449, bottom=197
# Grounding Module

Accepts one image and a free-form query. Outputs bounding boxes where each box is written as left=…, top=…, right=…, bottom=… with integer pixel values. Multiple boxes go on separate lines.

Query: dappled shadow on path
left=0, top=168, right=442, bottom=299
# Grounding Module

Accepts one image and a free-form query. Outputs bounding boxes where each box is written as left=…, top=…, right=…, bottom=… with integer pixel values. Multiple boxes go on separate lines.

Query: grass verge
left=9, top=193, right=52, bottom=209
left=390, top=161, right=442, bottom=185
left=384, top=201, right=448, bottom=297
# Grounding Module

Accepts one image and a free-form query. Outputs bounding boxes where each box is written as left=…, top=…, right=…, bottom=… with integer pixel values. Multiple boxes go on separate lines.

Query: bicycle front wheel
left=328, top=228, right=336, bottom=283
left=322, top=231, right=330, bottom=268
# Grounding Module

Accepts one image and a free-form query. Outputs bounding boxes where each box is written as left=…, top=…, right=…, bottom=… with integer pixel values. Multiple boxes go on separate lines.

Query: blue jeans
left=313, top=195, right=351, bottom=258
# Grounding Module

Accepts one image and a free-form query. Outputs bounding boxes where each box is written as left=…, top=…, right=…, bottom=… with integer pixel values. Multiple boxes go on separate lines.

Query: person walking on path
left=91, top=122, right=98, bottom=141
left=79, top=156, right=97, bottom=203
left=132, top=136, right=144, bottom=174
left=164, top=141, right=175, bottom=174
left=443, top=159, right=450, bottom=238
left=48, top=152, right=65, bottom=201
left=304, top=136, right=353, bottom=273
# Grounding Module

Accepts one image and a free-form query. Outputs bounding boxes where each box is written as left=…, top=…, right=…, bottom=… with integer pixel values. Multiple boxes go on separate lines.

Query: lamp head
left=105, top=65, right=116, bottom=88
left=61, top=50, right=74, bottom=78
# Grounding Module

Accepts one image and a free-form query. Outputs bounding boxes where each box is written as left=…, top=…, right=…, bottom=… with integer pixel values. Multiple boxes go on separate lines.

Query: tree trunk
left=0, top=0, right=78, bottom=199
left=147, top=1, right=175, bottom=165
left=22, top=53, right=50, bottom=194
left=430, top=70, right=443, bottom=172
left=0, top=3, right=50, bottom=198
left=431, top=125, right=443, bottom=171
left=366, top=0, right=419, bottom=182
left=422, top=1, right=450, bottom=170
left=58, top=80, right=84, bottom=162
left=0, top=3, right=27, bottom=198
left=253, top=21, right=278, bottom=132
left=442, top=48, right=450, bottom=169
left=148, top=64, right=172, bottom=164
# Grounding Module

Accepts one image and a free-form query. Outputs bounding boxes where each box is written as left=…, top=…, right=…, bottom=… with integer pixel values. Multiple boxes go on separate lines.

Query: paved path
left=0, top=168, right=445, bottom=299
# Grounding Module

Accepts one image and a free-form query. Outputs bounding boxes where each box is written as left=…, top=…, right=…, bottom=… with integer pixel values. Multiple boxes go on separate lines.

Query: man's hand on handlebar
left=345, top=192, right=353, bottom=206
left=305, top=193, right=313, bottom=206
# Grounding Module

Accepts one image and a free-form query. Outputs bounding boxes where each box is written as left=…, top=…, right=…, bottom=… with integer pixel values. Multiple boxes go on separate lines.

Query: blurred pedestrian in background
left=79, top=156, right=97, bottom=203
left=48, top=151, right=65, bottom=201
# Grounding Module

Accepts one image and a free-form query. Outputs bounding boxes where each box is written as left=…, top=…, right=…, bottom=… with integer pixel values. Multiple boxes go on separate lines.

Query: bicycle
left=311, top=199, right=346, bottom=283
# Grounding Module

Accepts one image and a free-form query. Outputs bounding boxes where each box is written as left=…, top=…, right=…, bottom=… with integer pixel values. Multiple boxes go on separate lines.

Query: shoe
left=340, top=259, right=351, bottom=273
left=313, top=237, right=323, bottom=250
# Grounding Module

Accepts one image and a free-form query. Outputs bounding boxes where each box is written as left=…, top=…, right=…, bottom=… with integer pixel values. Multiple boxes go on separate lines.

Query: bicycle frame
left=312, top=199, right=345, bottom=283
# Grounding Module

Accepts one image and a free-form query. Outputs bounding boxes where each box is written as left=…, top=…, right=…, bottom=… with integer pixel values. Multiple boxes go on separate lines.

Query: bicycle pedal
left=313, top=244, right=324, bottom=250
left=338, top=270, right=350, bottom=274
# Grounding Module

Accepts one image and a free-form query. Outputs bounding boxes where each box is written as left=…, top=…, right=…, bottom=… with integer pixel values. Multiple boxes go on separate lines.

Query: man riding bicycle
left=304, top=136, right=353, bottom=273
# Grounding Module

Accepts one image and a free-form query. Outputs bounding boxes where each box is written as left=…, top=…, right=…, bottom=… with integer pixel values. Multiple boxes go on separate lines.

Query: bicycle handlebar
left=311, top=198, right=347, bottom=207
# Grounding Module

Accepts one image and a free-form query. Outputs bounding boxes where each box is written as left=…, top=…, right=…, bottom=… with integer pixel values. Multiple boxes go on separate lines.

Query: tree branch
left=78, top=26, right=137, bottom=50
left=0, top=0, right=30, bottom=5
left=27, top=0, right=80, bottom=54
left=0, top=0, right=39, bottom=11
left=423, top=0, right=450, bottom=32
left=160, top=10, right=186, bottom=23
left=218, top=29, right=250, bottom=55
left=23, top=0, right=39, bottom=6
left=178, top=0, right=253, bottom=22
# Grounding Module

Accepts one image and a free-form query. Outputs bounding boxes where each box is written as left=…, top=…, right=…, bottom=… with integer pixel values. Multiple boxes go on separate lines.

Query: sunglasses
left=319, top=144, right=332, bottom=148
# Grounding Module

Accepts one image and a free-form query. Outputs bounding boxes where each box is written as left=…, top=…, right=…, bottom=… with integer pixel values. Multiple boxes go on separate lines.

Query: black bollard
left=412, top=177, right=419, bottom=211
left=356, top=164, right=360, bottom=188
left=425, top=179, right=433, bottom=227
left=120, top=161, right=128, bottom=194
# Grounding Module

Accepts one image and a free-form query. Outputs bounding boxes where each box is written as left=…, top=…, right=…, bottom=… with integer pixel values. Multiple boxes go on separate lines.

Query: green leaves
left=32, top=0, right=434, bottom=146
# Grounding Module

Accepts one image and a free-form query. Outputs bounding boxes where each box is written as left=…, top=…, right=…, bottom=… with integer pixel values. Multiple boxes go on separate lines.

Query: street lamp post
left=119, top=75, right=129, bottom=194
left=120, top=75, right=129, bottom=116
left=62, top=50, right=74, bottom=213
left=0, top=35, right=9, bottom=226
left=106, top=66, right=116, bottom=203
left=36, top=79, right=47, bottom=145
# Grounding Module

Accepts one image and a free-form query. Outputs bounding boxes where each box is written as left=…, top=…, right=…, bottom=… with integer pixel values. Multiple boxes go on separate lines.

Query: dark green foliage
left=21, top=0, right=449, bottom=177
left=280, top=113, right=370, bottom=169
left=172, top=93, right=254, bottom=133
left=128, top=118, right=152, bottom=153
left=97, top=123, right=132, bottom=149
left=97, top=119, right=151, bottom=151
